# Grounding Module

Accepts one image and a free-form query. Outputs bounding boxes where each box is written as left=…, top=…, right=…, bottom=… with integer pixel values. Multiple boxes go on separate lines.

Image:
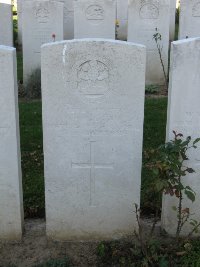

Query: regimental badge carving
left=192, top=2, right=200, bottom=17
left=77, top=60, right=109, bottom=99
left=85, top=4, right=104, bottom=20
left=64, top=6, right=74, bottom=21
left=35, top=5, right=50, bottom=23
left=140, top=0, right=159, bottom=19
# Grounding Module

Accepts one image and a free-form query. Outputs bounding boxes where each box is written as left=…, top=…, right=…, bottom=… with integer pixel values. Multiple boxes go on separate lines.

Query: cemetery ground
left=1, top=11, right=200, bottom=264
left=1, top=53, right=200, bottom=267
left=1, top=90, right=200, bottom=266
left=0, top=98, right=166, bottom=267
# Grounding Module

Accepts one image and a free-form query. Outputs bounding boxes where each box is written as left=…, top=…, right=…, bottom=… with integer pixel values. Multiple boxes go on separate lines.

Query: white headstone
left=22, top=0, right=64, bottom=84
left=0, top=46, right=23, bottom=240
left=18, top=0, right=74, bottom=45
left=60, top=0, right=74, bottom=39
left=179, top=0, right=200, bottom=39
left=42, top=39, right=146, bottom=240
left=128, top=0, right=170, bottom=85
left=170, top=0, right=176, bottom=40
left=162, top=38, right=200, bottom=236
left=0, top=0, right=13, bottom=46
left=17, top=0, right=23, bottom=45
left=116, top=0, right=128, bottom=40
left=74, top=0, right=116, bottom=39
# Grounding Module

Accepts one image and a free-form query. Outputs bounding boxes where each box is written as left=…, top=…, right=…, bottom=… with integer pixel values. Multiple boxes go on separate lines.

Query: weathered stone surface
left=116, top=0, right=128, bottom=40
left=162, top=38, right=200, bottom=236
left=22, top=0, right=64, bottom=84
left=0, top=46, right=23, bottom=240
left=17, top=0, right=23, bottom=45
left=74, top=0, right=116, bottom=39
left=128, top=0, right=170, bottom=85
left=0, top=0, right=13, bottom=46
left=61, top=0, right=74, bottom=39
left=42, top=39, right=146, bottom=240
left=18, top=0, right=73, bottom=44
left=170, top=0, right=176, bottom=40
left=179, top=0, right=200, bottom=39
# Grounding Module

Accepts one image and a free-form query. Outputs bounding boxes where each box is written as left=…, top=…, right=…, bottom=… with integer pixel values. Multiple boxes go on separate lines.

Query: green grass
left=19, top=101, right=44, bottom=217
left=143, top=97, right=167, bottom=150
left=142, top=97, right=167, bottom=212
left=19, top=98, right=168, bottom=217
left=175, top=23, right=179, bottom=41
left=17, top=51, right=23, bottom=82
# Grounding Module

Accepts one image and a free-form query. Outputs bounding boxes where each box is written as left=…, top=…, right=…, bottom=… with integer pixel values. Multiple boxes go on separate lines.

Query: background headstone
left=0, top=0, right=13, bottom=46
left=179, top=0, right=200, bottom=39
left=42, top=39, right=146, bottom=240
left=17, top=0, right=23, bottom=46
left=128, top=0, right=170, bottom=85
left=162, top=38, right=200, bottom=235
left=0, top=45, right=24, bottom=240
left=22, top=0, right=64, bottom=84
left=116, top=0, right=128, bottom=40
left=18, top=0, right=73, bottom=45
left=60, top=0, right=74, bottom=39
left=170, top=0, right=176, bottom=40
left=74, top=0, right=116, bottom=39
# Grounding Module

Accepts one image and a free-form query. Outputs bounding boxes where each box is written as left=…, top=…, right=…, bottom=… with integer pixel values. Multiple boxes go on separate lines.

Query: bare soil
left=0, top=218, right=163, bottom=267
left=0, top=219, right=98, bottom=267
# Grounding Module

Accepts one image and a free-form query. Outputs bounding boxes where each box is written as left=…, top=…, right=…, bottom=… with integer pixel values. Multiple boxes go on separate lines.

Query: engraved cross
left=71, top=141, right=113, bottom=206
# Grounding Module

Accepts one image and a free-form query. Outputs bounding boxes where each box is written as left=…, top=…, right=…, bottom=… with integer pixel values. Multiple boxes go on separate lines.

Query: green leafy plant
left=131, top=132, right=200, bottom=266
left=134, top=204, right=169, bottom=267
left=146, top=131, right=200, bottom=240
left=180, top=240, right=200, bottom=267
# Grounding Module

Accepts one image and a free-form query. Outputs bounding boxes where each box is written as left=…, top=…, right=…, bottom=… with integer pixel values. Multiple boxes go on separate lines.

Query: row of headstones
left=21, top=0, right=170, bottom=86
left=12, top=0, right=198, bottom=44
left=17, top=0, right=177, bottom=43
left=20, top=0, right=171, bottom=86
left=1, top=0, right=196, bottom=86
left=2, top=0, right=200, bottom=48
left=1, top=37, right=200, bottom=240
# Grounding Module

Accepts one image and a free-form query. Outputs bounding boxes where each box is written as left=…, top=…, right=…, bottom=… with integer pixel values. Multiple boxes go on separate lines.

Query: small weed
left=145, top=85, right=159, bottom=94
left=153, top=29, right=168, bottom=91
left=181, top=240, right=200, bottom=267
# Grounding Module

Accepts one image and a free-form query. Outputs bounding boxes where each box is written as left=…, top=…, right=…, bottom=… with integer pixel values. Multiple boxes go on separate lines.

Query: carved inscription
left=85, top=4, right=104, bottom=20
left=33, top=28, right=51, bottom=54
left=192, top=2, right=200, bottom=17
left=77, top=60, right=109, bottom=98
left=64, top=6, right=74, bottom=22
left=35, top=5, right=50, bottom=23
left=72, top=141, right=113, bottom=206
left=140, top=0, right=159, bottom=19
